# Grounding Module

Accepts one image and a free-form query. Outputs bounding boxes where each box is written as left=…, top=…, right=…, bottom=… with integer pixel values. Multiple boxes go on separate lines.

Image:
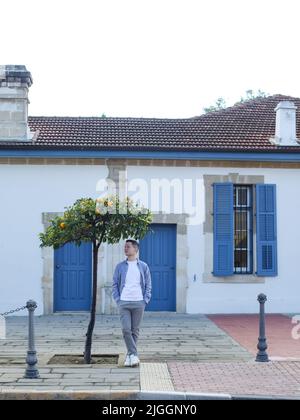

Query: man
left=112, top=239, right=152, bottom=367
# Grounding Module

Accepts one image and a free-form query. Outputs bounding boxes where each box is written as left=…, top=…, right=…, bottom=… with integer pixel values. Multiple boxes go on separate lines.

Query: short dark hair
left=126, top=239, right=139, bottom=250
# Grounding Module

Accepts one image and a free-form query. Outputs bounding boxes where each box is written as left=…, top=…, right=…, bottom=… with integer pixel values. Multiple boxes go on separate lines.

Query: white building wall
left=1, top=162, right=299, bottom=315
left=0, top=164, right=108, bottom=315
left=127, top=165, right=300, bottom=314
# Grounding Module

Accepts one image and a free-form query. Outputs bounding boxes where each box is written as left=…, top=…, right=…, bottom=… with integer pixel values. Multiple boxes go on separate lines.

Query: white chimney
left=270, top=101, right=299, bottom=146
left=0, top=65, right=34, bottom=141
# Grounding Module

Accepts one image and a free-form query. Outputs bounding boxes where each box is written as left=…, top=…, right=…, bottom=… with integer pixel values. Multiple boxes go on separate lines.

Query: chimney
left=270, top=101, right=299, bottom=146
left=0, top=65, right=34, bottom=141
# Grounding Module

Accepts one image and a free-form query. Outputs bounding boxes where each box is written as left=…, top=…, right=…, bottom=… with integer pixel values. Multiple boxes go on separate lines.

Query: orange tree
left=39, top=196, right=152, bottom=363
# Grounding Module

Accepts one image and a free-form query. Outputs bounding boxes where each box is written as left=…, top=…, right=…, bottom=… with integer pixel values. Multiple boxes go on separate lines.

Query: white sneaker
left=124, top=354, right=131, bottom=367
left=130, top=354, right=140, bottom=367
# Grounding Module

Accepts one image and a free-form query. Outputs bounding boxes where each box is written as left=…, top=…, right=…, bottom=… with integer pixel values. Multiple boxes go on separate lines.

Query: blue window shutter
left=256, top=184, right=277, bottom=276
left=213, top=183, right=234, bottom=276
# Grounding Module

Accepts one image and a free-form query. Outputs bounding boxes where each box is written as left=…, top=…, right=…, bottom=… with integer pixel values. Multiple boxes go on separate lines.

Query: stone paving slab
left=168, top=360, right=300, bottom=398
left=0, top=313, right=252, bottom=365
left=0, top=365, right=140, bottom=391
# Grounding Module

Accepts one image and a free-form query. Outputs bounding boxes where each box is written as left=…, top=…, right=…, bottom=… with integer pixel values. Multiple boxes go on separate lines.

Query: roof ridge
left=28, top=115, right=193, bottom=122
left=28, top=95, right=300, bottom=121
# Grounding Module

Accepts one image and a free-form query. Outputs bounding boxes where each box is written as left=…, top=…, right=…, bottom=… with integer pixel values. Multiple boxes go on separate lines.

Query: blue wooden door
left=54, top=242, right=92, bottom=311
left=139, top=224, right=176, bottom=311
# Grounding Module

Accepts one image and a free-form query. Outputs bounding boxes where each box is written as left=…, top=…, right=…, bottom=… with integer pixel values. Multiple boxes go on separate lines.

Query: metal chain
left=0, top=305, right=27, bottom=317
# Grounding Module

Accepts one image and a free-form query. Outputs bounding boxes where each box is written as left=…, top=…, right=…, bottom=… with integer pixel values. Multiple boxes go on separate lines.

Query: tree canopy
left=39, top=196, right=152, bottom=250
left=203, top=89, right=268, bottom=114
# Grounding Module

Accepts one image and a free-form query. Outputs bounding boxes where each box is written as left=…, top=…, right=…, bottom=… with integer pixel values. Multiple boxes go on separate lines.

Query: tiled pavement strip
left=0, top=313, right=300, bottom=398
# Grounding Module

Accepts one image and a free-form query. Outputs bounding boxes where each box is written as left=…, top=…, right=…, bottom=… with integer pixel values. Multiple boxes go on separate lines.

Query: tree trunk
left=84, top=241, right=99, bottom=364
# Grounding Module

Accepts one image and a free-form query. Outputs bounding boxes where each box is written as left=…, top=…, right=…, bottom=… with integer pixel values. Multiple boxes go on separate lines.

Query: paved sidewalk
left=207, top=314, right=300, bottom=359
left=0, top=366, right=140, bottom=391
left=0, top=313, right=250, bottom=392
left=1, top=313, right=299, bottom=398
left=168, top=360, right=300, bottom=398
left=0, top=313, right=251, bottom=365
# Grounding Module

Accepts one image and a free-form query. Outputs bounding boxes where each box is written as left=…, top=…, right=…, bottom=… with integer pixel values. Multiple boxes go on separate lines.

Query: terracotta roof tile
left=1, top=94, right=300, bottom=152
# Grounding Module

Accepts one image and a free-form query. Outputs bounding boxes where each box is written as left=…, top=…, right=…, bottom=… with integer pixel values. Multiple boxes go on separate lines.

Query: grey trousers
left=118, top=300, right=146, bottom=356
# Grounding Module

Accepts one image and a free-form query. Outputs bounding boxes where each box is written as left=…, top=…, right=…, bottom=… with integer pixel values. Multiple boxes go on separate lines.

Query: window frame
left=233, top=184, right=253, bottom=275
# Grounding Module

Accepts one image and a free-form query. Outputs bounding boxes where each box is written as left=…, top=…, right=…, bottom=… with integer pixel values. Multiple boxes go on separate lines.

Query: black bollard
left=24, top=300, right=40, bottom=378
left=255, top=293, right=269, bottom=362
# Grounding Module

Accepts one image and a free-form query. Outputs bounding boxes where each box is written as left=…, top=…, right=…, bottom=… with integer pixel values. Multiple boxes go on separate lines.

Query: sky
left=1, top=0, right=300, bottom=118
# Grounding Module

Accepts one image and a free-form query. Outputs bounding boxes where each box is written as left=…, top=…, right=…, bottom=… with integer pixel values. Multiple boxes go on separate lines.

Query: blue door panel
left=139, top=224, right=176, bottom=311
left=54, top=242, right=92, bottom=311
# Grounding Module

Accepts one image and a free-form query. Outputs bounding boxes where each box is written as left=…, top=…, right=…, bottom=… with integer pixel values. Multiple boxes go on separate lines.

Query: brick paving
left=168, top=361, right=300, bottom=397
left=207, top=314, right=300, bottom=359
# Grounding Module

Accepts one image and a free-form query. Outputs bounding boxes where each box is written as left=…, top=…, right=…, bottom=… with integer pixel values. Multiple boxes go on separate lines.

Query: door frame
left=140, top=223, right=177, bottom=311
left=141, top=213, right=189, bottom=313
left=53, top=241, right=92, bottom=312
left=41, top=212, right=99, bottom=314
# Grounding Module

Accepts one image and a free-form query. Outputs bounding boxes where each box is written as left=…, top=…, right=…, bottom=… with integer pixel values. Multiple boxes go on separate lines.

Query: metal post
left=24, top=300, right=40, bottom=378
left=255, top=293, right=269, bottom=362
